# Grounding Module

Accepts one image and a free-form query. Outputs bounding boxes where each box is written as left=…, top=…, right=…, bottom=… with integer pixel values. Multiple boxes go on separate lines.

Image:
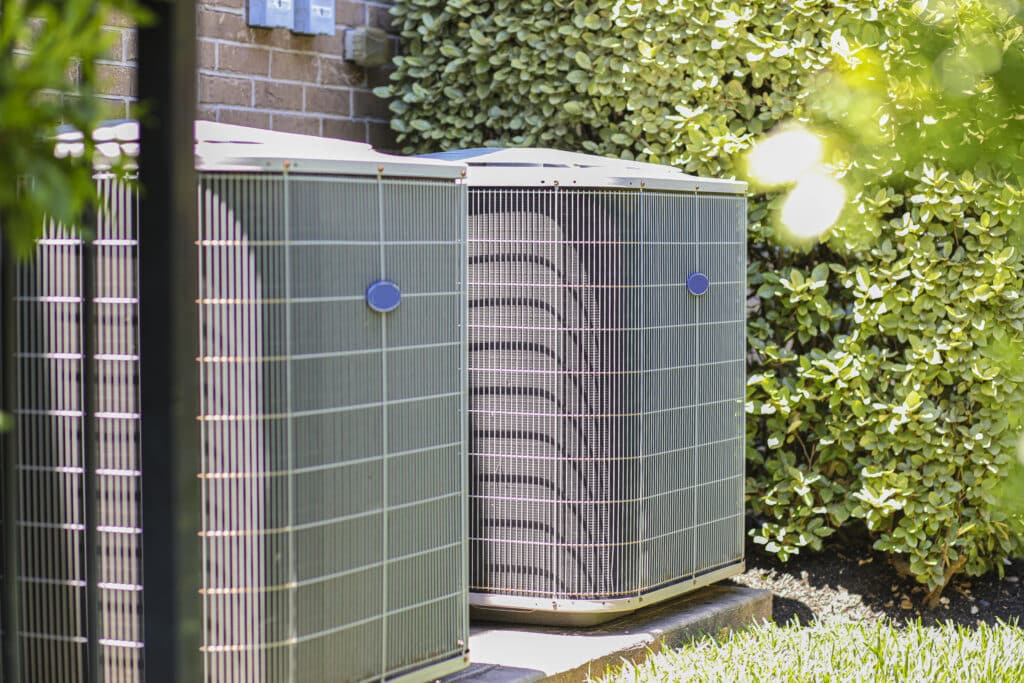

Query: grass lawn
left=597, top=619, right=1024, bottom=683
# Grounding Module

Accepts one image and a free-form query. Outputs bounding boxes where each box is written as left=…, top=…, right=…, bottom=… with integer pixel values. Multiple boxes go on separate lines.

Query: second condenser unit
left=5, top=122, right=469, bottom=683
left=428, top=148, right=747, bottom=624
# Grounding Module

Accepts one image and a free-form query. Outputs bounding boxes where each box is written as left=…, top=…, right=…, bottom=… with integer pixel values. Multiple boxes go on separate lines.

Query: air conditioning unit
left=4, top=122, right=470, bottom=682
left=427, top=148, right=747, bottom=625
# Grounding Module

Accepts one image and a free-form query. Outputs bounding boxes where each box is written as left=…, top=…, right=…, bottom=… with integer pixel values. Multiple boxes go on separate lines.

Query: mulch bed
left=729, top=522, right=1024, bottom=627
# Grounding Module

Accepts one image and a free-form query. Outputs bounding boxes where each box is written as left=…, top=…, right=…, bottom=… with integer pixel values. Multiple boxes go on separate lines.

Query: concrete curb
left=445, top=585, right=772, bottom=682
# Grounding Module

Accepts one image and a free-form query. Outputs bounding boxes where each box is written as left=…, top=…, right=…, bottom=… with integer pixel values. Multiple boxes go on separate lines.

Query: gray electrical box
left=293, top=0, right=334, bottom=35
left=248, top=0, right=293, bottom=29
left=344, top=26, right=390, bottom=67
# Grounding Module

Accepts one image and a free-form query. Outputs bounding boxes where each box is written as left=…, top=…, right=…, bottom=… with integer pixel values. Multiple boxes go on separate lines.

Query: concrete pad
left=445, top=585, right=772, bottom=683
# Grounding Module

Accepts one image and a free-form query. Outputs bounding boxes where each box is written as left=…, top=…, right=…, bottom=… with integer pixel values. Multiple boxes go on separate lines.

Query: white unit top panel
left=424, top=147, right=745, bottom=194
left=55, top=120, right=467, bottom=180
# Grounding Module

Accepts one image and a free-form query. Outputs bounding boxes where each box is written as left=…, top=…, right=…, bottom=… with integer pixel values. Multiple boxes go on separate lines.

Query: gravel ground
left=729, top=523, right=1024, bottom=627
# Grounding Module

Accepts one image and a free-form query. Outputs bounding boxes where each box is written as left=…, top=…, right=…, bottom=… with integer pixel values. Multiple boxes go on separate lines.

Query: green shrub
left=598, top=619, right=1024, bottom=683
left=380, top=0, right=1024, bottom=596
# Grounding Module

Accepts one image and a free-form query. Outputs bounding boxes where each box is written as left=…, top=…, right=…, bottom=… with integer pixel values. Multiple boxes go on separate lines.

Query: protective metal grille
left=13, top=174, right=142, bottom=682
left=468, top=188, right=746, bottom=604
left=196, top=173, right=468, bottom=683
left=7, top=171, right=468, bottom=683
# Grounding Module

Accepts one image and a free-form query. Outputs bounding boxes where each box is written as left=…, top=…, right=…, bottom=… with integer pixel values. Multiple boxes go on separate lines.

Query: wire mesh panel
left=467, top=185, right=746, bottom=619
left=197, top=173, right=468, bottom=683
left=12, top=174, right=143, bottom=682
left=635, top=191, right=747, bottom=592
left=468, top=190, right=635, bottom=600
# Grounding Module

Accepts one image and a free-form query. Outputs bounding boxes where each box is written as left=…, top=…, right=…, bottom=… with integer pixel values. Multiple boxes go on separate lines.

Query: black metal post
left=136, top=3, right=201, bottom=682
left=78, top=4, right=103, bottom=677
left=0, top=225, right=21, bottom=683
left=80, top=223, right=101, bottom=683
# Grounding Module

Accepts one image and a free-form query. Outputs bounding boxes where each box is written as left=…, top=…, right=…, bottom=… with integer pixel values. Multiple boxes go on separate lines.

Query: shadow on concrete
left=446, top=663, right=546, bottom=683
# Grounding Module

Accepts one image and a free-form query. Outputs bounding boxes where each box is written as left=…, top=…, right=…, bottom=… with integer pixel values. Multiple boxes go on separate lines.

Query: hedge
left=379, top=0, right=1024, bottom=597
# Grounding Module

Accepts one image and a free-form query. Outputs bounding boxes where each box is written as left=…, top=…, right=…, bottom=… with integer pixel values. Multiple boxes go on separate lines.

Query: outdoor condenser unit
left=2, top=122, right=469, bottom=682
left=427, top=148, right=747, bottom=625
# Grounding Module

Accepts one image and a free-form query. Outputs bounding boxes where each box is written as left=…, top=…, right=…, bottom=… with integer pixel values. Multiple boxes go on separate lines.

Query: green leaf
left=567, top=69, right=589, bottom=84
left=563, top=100, right=584, bottom=116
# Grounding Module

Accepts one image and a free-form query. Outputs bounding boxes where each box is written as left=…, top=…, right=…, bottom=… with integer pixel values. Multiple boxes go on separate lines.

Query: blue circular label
left=686, top=272, right=710, bottom=296
left=366, top=280, right=401, bottom=313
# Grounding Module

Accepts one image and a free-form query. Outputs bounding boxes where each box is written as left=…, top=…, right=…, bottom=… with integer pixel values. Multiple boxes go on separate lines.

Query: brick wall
left=98, top=1, right=398, bottom=149
left=96, top=12, right=138, bottom=116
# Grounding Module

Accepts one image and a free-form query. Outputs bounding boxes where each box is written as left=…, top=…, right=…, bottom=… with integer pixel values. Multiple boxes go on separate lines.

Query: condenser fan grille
left=467, top=187, right=746, bottom=604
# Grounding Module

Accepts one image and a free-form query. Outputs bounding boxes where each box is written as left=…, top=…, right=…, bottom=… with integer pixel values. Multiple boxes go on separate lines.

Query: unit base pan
left=469, top=562, right=745, bottom=627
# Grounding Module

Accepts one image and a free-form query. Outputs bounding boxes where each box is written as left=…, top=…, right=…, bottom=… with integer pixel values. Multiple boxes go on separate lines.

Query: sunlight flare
left=780, top=171, right=847, bottom=239
left=747, top=127, right=824, bottom=186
